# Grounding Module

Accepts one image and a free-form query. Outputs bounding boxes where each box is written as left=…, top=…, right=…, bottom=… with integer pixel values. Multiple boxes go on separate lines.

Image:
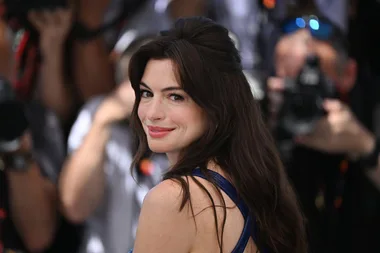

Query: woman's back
left=133, top=165, right=259, bottom=253
left=189, top=166, right=258, bottom=253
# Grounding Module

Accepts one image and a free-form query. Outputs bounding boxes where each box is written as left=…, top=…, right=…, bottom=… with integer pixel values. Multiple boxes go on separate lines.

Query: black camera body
left=3, top=0, right=67, bottom=31
left=276, top=55, right=338, bottom=139
left=0, top=76, right=28, bottom=153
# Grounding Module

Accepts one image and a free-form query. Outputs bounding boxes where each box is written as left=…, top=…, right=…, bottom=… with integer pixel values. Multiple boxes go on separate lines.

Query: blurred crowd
left=0, top=0, right=379, bottom=253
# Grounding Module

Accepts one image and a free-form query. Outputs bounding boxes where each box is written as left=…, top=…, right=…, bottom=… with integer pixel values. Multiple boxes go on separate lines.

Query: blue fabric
left=192, top=168, right=255, bottom=253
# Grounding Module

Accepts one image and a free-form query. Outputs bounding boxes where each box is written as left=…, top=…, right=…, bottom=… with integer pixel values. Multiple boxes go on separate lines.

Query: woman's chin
left=147, top=143, right=171, bottom=154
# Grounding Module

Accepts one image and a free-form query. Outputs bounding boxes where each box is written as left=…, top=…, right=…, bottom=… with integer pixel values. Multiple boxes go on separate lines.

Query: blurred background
left=0, top=0, right=379, bottom=253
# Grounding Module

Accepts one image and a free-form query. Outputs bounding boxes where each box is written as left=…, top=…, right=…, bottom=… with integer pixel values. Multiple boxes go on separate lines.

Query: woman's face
left=138, top=59, right=207, bottom=162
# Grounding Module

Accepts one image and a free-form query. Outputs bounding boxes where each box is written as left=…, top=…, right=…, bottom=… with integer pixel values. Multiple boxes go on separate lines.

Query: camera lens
left=0, top=101, right=28, bottom=142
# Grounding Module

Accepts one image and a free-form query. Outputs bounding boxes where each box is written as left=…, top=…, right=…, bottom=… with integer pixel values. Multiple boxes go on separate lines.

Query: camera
left=0, top=76, right=28, bottom=153
left=2, top=0, right=67, bottom=31
left=276, top=55, right=338, bottom=139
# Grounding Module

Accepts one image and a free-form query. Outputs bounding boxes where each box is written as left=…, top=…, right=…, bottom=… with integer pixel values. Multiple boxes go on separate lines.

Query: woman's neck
left=166, top=152, right=180, bottom=168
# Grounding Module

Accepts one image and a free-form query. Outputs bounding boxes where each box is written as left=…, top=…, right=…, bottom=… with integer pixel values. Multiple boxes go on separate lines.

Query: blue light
left=296, top=18, right=306, bottom=28
left=309, top=19, right=320, bottom=30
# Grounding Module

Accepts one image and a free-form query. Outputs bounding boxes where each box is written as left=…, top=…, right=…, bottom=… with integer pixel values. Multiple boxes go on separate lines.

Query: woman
left=128, top=17, right=307, bottom=253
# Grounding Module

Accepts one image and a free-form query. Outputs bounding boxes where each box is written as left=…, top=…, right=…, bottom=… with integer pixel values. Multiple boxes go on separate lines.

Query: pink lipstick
left=147, top=126, right=175, bottom=138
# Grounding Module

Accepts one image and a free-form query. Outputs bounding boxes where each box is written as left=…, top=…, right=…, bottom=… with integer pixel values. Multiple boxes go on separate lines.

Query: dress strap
left=192, top=168, right=255, bottom=253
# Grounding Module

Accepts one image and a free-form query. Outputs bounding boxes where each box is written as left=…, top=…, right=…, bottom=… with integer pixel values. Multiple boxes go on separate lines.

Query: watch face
left=13, top=155, right=28, bottom=170
left=2, top=154, right=32, bottom=172
left=0, top=138, right=22, bottom=153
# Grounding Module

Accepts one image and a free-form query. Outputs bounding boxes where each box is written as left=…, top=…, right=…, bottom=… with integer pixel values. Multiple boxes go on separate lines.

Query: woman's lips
left=147, top=126, right=175, bottom=138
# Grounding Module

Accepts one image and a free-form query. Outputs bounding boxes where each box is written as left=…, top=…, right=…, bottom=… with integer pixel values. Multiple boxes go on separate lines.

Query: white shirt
left=68, top=96, right=168, bottom=253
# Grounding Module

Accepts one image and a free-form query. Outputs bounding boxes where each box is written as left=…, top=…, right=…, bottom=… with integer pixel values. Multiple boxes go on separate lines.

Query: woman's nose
left=145, top=97, right=165, bottom=121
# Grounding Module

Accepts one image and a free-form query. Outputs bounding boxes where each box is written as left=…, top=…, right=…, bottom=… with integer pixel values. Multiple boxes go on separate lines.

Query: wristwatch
left=72, top=21, right=104, bottom=41
left=359, top=138, right=380, bottom=170
left=1, top=152, right=34, bottom=172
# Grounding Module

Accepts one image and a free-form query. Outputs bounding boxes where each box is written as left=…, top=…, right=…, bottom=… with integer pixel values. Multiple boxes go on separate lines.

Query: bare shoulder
left=133, top=179, right=196, bottom=252
left=134, top=175, right=239, bottom=252
left=138, top=175, right=221, bottom=231
left=142, top=179, right=185, bottom=212
left=138, top=174, right=226, bottom=226
left=143, top=176, right=221, bottom=214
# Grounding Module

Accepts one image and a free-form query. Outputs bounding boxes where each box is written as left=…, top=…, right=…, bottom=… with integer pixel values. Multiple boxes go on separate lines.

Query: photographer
left=72, top=0, right=120, bottom=101
left=59, top=35, right=168, bottom=253
left=266, top=7, right=380, bottom=253
left=0, top=9, right=81, bottom=253
left=28, top=8, right=75, bottom=125
left=0, top=87, right=65, bottom=252
left=72, top=0, right=208, bottom=104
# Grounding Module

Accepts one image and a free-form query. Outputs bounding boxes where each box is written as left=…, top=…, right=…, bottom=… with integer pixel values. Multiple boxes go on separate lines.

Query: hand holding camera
left=295, top=99, right=376, bottom=156
left=0, top=131, right=34, bottom=172
left=267, top=55, right=376, bottom=158
left=28, top=8, right=72, bottom=56
left=0, top=77, right=28, bottom=152
left=94, top=82, right=135, bottom=127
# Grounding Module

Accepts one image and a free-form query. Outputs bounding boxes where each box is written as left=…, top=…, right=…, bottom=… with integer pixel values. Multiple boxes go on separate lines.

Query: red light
left=263, top=0, right=276, bottom=9
left=140, top=159, right=154, bottom=176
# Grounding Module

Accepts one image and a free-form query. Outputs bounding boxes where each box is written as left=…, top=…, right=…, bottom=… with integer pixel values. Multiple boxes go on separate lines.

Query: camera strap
left=12, top=30, right=38, bottom=101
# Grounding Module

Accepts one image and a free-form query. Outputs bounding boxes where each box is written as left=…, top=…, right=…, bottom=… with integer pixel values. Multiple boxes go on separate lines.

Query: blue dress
left=129, top=168, right=268, bottom=253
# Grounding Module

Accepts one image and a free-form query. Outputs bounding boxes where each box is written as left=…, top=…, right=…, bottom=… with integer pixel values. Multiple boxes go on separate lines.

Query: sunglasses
left=282, top=15, right=342, bottom=41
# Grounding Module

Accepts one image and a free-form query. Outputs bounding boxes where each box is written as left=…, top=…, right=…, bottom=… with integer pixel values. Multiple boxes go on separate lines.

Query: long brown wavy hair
left=129, top=17, right=307, bottom=253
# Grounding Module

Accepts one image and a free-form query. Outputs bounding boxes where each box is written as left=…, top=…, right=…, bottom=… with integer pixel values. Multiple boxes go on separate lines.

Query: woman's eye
left=140, top=90, right=152, bottom=98
left=169, top=94, right=184, bottom=101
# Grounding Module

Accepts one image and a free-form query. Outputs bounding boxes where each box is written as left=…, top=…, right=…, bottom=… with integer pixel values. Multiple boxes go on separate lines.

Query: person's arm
left=28, top=9, right=74, bottom=123
left=59, top=91, right=133, bottom=222
left=0, top=21, right=13, bottom=81
left=59, top=116, right=110, bottom=223
left=358, top=134, right=380, bottom=188
left=366, top=155, right=380, bottom=188
left=132, top=180, right=196, bottom=253
left=7, top=165, right=57, bottom=252
left=368, top=100, right=380, bottom=187
left=293, top=99, right=380, bottom=188
left=72, top=0, right=115, bottom=101
left=6, top=133, right=57, bottom=252
left=167, top=0, right=207, bottom=19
